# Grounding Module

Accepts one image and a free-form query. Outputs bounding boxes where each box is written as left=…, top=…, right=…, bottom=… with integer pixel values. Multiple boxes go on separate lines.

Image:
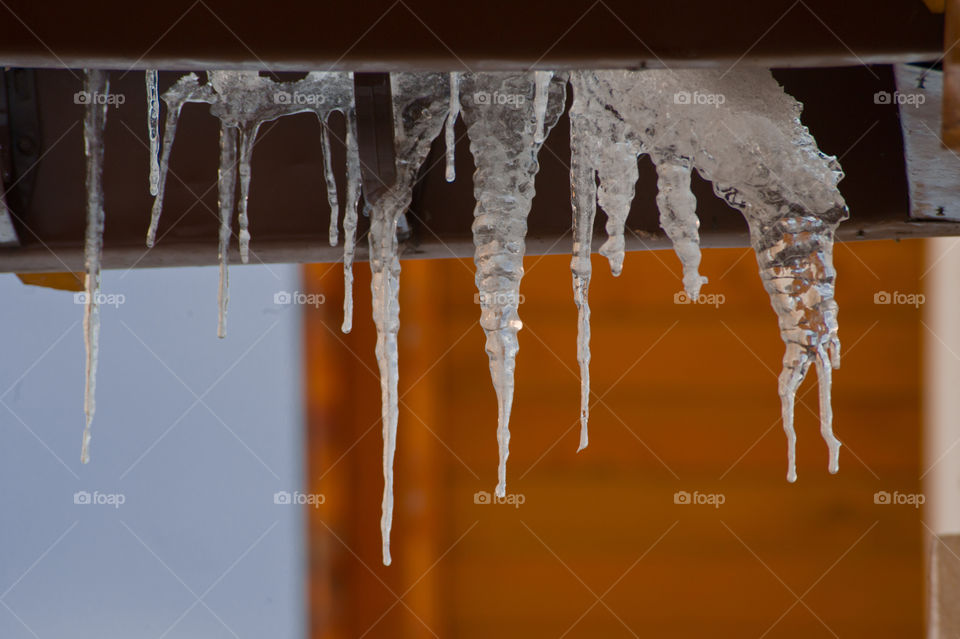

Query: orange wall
left=305, top=238, right=923, bottom=638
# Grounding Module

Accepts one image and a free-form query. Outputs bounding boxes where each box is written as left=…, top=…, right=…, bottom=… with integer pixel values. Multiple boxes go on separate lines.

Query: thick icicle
left=445, top=72, right=460, bottom=182
left=146, top=70, right=160, bottom=197
left=367, top=73, right=449, bottom=565
left=216, top=123, right=238, bottom=340
left=743, top=210, right=843, bottom=482
left=460, top=72, right=567, bottom=497
left=341, top=109, right=361, bottom=334
left=320, top=121, right=340, bottom=246
left=654, top=157, right=707, bottom=297
left=570, top=69, right=846, bottom=480
left=596, top=149, right=640, bottom=277
left=80, top=69, right=109, bottom=464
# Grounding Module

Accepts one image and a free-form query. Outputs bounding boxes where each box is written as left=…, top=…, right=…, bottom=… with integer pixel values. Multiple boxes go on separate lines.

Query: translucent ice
left=146, top=70, right=160, bottom=197
left=445, top=72, right=461, bottom=183
left=80, top=69, right=109, bottom=464
left=147, top=71, right=356, bottom=336
left=571, top=69, right=846, bottom=480
left=368, top=73, right=449, bottom=565
left=460, top=72, right=567, bottom=497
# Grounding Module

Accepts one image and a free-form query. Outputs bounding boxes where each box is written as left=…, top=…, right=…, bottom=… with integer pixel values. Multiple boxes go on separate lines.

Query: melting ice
left=366, top=73, right=449, bottom=564
left=459, top=72, right=567, bottom=497
left=569, top=69, right=846, bottom=481
left=147, top=71, right=357, bottom=337
left=72, top=65, right=846, bottom=562
left=80, top=69, right=109, bottom=464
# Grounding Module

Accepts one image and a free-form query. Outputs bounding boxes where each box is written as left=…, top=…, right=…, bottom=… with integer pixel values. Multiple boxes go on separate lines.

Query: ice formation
left=368, top=73, right=449, bottom=565
left=66, top=66, right=846, bottom=562
left=80, top=69, right=109, bottom=464
left=146, top=71, right=357, bottom=336
left=445, top=72, right=460, bottom=182
left=569, top=69, right=845, bottom=481
left=340, top=110, right=361, bottom=334
left=459, top=72, right=567, bottom=497
left=146, top=70, right=160, bottom=197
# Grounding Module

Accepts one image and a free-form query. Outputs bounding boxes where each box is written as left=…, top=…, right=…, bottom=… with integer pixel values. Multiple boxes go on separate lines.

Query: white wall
left=924, top=237, right=960, bottom=536
left=0, top=264, right=304, bottom=638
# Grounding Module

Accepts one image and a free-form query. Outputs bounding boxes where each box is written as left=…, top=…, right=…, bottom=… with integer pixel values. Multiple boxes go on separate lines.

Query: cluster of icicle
left=78, top=66, right=846, bottom=565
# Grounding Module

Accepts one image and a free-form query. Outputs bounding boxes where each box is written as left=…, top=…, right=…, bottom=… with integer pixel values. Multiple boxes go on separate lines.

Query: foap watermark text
left=674, top=490, right=725, bottom=508
left=474, top=490, right=525, bottom=508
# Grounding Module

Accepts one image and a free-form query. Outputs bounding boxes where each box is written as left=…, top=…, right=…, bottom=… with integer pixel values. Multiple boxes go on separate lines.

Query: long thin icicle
left=567, top=70, right=643, bottom=453
left=146, top=70, right=160, bottom=197
left=81, top=69, right=109, bottom=464
left=147, top=73, right=211, bottom=247
left=460, top=72, right=567, bottom=497
left=341, top=108, right=361, bottom=334
left=445, top=72, right=460, bottom=182
left=217, top=123, right=238, bottom=340
left=320, top=120, right=340, bottom=246
left=368, top=73, right=449, bottom=565
left=568, top=92, right=598, bottom=452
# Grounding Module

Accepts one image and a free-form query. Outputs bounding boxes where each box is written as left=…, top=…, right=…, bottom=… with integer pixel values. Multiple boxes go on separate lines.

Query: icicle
left=146, top=70, right=160, bottom=197
left=217, top=124, right=238, bottom=339
left=367, top=73, right=449, bottom=565
left=569, top=69, right=846, bottom=480
left=147, top=73, right=212, bottom=247
left=532, top=71, right=553, bottom=144
left=445, top=72, right=461, bottom=182
left=460, top=72, right=567, bottom=497
left=740, top=209, right=844, bottom=482
left=568, top=103, right=596, bottom=452
left=341, top=108, right=361, bottom=334
left=236, top=122, right=261, bottom=265
left=567, top=70, right=642, bottom=452
left=653, top=157, right=707, bottom=298
left=80, top=69, right=109, bottom=464
left=568, top=72, right=641, bottom=278
left=320, top=120, right=340, bottom=246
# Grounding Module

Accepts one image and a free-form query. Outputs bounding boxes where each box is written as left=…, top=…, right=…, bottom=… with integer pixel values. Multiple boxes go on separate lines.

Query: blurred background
left=0, top=236, right=946, bottom=637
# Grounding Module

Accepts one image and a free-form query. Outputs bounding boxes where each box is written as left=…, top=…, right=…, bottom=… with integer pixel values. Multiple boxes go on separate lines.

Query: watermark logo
left=471, top=90, right=526, bottom=108
left=73, top=490, right=126, bottom=508
left=474, top=291, right=525, bottom=306
left=674, top=291, right=725, bottom=308
left=874, top=91, right=925, bottom=108
left=273, top=491, right=325, bottom=508
left=273, top=91, right=327, bottom=106
left=73, top=292, right=126, bottom=308
left=673, top=91, right=726, bottom=108
left=874, top=291, right=924, bottom=308
left=673, top=490, right=725, bottom=508
left=274, top=291, right=325, bottom=308
left=473, top=490, right=525, bottom=508
left=74, top=91, right=126, bottom=108
left=873, top=490, right=924, bottom=508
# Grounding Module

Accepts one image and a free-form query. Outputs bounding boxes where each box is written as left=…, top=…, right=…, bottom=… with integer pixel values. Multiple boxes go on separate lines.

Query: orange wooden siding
left=305, top=238, right=923, bottom=638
